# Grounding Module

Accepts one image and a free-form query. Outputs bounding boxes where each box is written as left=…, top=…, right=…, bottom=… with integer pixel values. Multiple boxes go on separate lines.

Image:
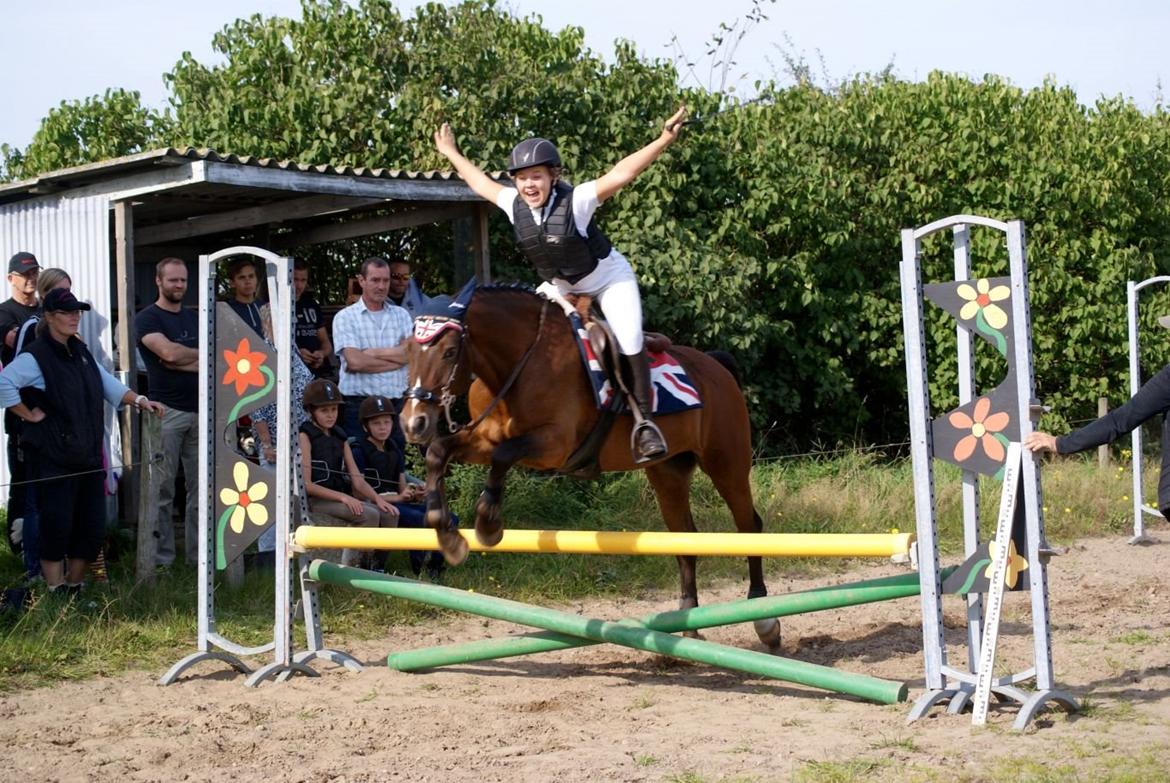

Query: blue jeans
left=393, top=502, right=458, bottom=574
left=6, top=432, right=41, bottom=578
left=20, top=453, right=39, bottom=578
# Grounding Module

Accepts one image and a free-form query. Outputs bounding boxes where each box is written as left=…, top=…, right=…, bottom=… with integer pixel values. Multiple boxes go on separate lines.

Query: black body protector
left=512, top=182, right=612, bottom=284
left=300, top=422, right=350, bottom=492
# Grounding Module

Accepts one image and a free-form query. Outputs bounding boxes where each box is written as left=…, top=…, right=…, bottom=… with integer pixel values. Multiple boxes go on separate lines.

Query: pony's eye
left=443, top=347, right=457, bottom=360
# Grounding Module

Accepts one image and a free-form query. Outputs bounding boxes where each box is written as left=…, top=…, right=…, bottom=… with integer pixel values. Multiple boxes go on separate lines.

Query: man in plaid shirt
left=331, top=257, right=413, bottom=455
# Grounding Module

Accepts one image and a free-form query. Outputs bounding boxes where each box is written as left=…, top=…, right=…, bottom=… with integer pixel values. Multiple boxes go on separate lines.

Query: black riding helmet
left=302, top=378, right=343, bottom=410
left=358, top=394, right=396, bottom=426
left=506, top=137, right=561, bottom=174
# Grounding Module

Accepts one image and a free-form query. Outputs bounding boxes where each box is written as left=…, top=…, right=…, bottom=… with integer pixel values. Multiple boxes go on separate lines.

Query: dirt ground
left=2, top=535, right=1169, bottom=782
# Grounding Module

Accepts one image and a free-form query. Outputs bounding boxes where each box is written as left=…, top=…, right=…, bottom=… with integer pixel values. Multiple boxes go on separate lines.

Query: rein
left=407, top=300, right=550, bottom=436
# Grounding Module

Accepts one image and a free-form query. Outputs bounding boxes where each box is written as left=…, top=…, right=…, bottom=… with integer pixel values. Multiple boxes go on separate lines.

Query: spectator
left=386, top=259, right=430, bottom=319
left=292, top=259, right=335, bottom=379
left=330, top=257, right=412, bottom=453
left=0, top=289, right=164, bottom=592
left=0, top=251, right=40, bottom=559
left=251, top=300, right=315, bottom=565
left=14, top=267, right=72, bottom=355
left=224, top=257, right=264, bottom=336
left=135, top=258, right=199, bottom=568
left=10, top=268, right=73, bottom=580
left=351, top=394, right=455, bottom=579
left=298, top=379, right=397, bottom=567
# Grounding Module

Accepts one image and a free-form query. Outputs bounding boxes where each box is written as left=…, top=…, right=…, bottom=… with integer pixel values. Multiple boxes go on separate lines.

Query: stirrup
left=631, top=419, right=667, bottom=464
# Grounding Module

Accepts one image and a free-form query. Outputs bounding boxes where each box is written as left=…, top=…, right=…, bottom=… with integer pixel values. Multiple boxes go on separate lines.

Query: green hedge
left=6, top=1, right=1170, bottom=450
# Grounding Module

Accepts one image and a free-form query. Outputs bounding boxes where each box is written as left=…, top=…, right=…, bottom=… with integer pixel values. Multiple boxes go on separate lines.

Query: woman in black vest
left=0, top=289, right=164, bottom=593
left=434, top=106, right=687, bottom=463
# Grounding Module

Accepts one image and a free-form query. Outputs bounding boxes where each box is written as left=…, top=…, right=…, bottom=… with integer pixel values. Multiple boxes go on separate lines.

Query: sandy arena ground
left=2, top=535, right=1169, bottom=782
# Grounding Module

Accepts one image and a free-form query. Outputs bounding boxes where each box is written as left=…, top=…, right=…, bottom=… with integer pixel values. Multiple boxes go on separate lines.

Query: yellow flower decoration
left=219, top=461, right=270, bottom=533
left=957, top=278, right=1010, bottom=329
left=983, top=536, right=1029, bottom=589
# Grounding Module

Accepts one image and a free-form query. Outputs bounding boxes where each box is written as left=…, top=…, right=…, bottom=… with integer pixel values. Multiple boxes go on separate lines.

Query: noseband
left=404, top=301, right=550, bottom=435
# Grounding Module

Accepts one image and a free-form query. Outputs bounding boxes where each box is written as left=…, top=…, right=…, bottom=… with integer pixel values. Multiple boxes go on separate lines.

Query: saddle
left=558, top=294, right=672, bottom=478
left=568, top=294, right=671, bottom=388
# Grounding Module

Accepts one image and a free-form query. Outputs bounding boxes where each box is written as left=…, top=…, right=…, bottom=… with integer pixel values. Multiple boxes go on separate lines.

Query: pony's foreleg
left=423, top=435, right=470, bottom=566
left=474, top=434, right=539, bottom=547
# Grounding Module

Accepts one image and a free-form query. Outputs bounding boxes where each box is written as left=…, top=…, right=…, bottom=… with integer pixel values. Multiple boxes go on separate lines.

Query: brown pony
left=401, top=285, right=780, bottom=649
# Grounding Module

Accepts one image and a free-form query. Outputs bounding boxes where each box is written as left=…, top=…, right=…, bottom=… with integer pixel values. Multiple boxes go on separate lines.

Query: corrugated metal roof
left=0, top=146, right=483, bottom=203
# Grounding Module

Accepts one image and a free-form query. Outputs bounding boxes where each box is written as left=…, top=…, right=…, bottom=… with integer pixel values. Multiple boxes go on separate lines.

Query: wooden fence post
left=135, top=412, right=162, bottom=584
left=1098, top=397, right=1110, bottom=468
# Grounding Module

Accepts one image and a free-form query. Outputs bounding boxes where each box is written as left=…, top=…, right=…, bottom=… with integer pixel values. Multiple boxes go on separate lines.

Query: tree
left=1, top=88, right=172, bottom=182
left=11, top=0, right=1170, bottom=450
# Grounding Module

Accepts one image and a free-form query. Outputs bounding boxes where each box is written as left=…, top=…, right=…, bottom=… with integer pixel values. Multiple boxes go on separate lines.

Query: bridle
left=404, top=300, right=550, bottom=435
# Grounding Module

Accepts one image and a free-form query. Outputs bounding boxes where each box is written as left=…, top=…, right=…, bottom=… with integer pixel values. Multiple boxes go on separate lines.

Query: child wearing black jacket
left=298, top=380, right=397, bottom=567
left=350, top=394, right=454, bottom=579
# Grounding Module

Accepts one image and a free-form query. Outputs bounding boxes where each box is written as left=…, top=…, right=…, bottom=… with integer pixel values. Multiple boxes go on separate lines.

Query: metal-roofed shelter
left=0, top=146, right=493, bottom=523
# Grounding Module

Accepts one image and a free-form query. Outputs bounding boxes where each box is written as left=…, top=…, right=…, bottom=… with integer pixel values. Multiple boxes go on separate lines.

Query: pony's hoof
left=474, top=493, right=504, bottom=547
left=474, top=520, right=504, bottom=547
left=754, top=618, right=782, bottom=651
left=437, top=528, right=469, bottom=566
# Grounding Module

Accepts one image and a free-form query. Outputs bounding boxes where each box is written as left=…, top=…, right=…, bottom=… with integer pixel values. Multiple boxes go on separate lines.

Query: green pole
left=387, top=569, right=952, bottom=672
left=309, top=560, right=909, bottom=704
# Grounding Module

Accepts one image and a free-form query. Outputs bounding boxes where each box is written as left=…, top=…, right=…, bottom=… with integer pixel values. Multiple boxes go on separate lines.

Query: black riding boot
left=628, top=350, right=667, bottom=463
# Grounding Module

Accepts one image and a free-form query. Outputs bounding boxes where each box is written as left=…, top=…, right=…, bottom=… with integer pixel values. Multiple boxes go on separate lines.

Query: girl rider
left=433, top=105, right=687, bottom=463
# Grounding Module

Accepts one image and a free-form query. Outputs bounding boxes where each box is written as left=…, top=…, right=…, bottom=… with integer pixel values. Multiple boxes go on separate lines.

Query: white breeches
left=548, top=253, right=644, bottom=355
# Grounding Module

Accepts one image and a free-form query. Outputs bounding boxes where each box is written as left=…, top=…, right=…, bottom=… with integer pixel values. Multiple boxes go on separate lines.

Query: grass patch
left=867, top=733, right=921, bottom=753
left=628, top=690, right=656, bottom=710
left=0, top=453, right=1150, bottom=689
left=1112, top=630, right=1155, bottom=645
left=794, top=759, right=888, bottom=783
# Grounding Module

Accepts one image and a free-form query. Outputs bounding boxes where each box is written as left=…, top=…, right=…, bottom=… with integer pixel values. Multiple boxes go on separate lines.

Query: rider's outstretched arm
left=434, top=123, right=506, bottom=204
left=593, top=105, right=687, bottom=203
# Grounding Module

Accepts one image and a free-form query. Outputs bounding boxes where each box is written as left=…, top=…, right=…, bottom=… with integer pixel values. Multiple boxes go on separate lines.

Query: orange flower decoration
left=949, top=397, right=1010, bottom=463
left=222, top=337, right=267, bottom=396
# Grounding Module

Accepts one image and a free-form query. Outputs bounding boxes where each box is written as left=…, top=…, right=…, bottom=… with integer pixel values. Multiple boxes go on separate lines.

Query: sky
left=2, top=0, right=1167, bottom=151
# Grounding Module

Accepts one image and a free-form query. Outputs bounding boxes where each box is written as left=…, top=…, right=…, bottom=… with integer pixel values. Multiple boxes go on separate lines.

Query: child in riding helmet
left=350, top=394, right=457, bottom=579
left=433, top=106, right=687, bottom=463
left=298, top=379, right=398, bottom=567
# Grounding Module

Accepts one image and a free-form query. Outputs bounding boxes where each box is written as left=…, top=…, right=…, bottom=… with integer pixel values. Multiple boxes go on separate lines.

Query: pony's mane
left=472, top=282, right=544, bottom=308
left=476, top=281, right=539, bottom=296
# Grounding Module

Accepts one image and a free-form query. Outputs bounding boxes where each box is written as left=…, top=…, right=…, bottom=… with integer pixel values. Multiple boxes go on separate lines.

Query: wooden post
left=134, top=411, right=161, bottom=584
left=1098, top=397, right=1110, bottom=467
left=114, top=201, right=140, bottom=534
left=472, top=203, right=492, bottom=282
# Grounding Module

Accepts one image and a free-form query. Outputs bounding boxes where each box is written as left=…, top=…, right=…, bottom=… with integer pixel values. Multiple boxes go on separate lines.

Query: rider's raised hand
left=434, top=123, right=460, bottom=159
left=663, top=105, right=688, bottom=141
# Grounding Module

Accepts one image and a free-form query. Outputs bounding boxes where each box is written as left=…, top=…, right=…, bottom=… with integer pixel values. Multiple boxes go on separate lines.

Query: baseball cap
left=7, top=252, right=39, bottom=275
left=1159, top=315, right=1170, bottom=330
left=42, top=288, right=91, bottom=313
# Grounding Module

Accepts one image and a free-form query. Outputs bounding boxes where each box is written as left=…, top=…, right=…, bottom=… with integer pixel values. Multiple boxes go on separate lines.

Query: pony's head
left=402, top=319, right=469, bottom=444
left=401, top=283, right=477, bottom=445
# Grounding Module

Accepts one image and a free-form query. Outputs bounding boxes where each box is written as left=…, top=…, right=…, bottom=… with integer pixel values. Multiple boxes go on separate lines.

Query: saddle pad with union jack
left=570, top=313, right=702, bottom=414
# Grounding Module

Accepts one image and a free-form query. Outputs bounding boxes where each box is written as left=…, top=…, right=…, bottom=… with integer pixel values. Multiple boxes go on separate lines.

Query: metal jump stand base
left=292, top=556, right=363, bottom=674
left=159, top=650, right=255, bottom=685
left=1128, top=505, right=1160, bottom=545
left=910, top=685, right=1079, bottom=729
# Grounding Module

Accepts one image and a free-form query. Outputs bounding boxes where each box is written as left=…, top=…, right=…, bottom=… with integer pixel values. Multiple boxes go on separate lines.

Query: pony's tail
left=706, top=349, right=743, bottom=388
